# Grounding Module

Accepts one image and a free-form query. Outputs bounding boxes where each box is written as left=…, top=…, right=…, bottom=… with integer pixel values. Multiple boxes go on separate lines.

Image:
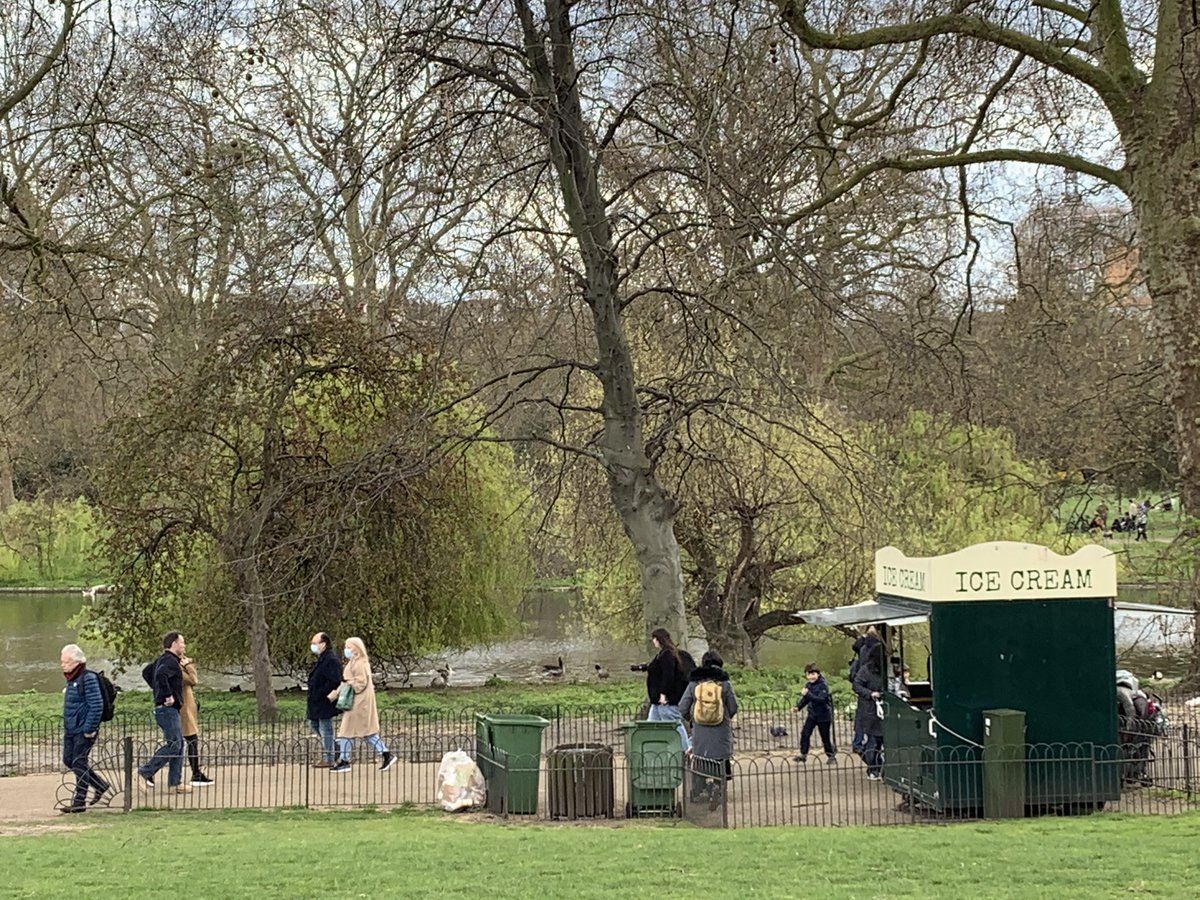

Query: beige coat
left=180, top=659, right=199, bottom=737
left=333, top=656, right=380, bottom=738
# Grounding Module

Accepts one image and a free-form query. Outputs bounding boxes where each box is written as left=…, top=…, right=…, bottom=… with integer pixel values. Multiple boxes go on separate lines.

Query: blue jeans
left=63, top=732, right=108, bottom=807
left=337, top=733, right=387, bottom=762
left=309, top=718, right=336, bottom=763
left=140, top=706, right=184, bottom=786
left=648, top=702, right=690, bottom=753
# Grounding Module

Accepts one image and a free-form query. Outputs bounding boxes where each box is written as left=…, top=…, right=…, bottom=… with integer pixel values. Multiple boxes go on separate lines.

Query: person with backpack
left=630, top=627, right=693, bottom=752
left=137, top=631, right=191, bottom=794
left=679, top=649, right=738, bottom=805
left=58, top=643, right=112, bottom=813
left=794, top=663, right=837, bottom=765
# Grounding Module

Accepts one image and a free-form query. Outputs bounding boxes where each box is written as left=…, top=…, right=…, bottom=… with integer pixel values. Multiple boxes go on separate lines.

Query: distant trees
left=85, top=303, right=529, bottom=718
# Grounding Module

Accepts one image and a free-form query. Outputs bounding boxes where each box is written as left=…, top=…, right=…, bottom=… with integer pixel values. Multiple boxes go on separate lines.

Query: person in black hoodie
left=794, top=663, right=837, bottom=764
left=631, top=628, right=694, bottom=752
left=307, top=632, right=343, bottom=767
left=137, top=631, right=189, bottom=793
left=853, top=639, right=886, bottom=780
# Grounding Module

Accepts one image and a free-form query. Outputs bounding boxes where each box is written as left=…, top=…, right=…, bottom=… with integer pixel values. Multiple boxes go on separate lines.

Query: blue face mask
left=310, top=644, right=320, bottom=654
left=344, top=647, right=353, bottom=659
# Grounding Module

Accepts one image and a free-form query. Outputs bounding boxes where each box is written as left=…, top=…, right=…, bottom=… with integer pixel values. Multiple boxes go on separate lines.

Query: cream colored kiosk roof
left=874, top=542, right=1118, bottom=602
left=792, top=543, right=1189, bottom=627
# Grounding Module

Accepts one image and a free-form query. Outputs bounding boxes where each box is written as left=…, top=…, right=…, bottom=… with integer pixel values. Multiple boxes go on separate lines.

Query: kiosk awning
left=792, top=599, right=1192, bottom=628
left=791, top=600, right=928, bottom=628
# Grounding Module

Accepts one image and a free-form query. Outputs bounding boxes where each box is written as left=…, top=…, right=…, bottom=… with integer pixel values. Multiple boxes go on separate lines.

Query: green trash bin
left=619, top=720, right=684, bottom=817
left=475, top=713, right=549, bottom=814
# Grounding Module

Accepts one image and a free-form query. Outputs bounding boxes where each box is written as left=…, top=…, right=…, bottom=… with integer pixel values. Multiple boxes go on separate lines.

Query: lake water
left=0, top=590, right=1192, bottom=694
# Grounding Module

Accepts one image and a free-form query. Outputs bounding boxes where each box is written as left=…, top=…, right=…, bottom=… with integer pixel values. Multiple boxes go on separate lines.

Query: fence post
left=122, top=736, right=133, bottom=812
left=1184, top=723, right=1193, bottom=799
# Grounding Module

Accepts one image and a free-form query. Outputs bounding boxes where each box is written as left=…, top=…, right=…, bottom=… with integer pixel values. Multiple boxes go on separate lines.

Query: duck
left=541, top=656, right=565, bottom=679
left=430, top=666, right=452, bottom=689
left=594, top=664, right=610, bottom=681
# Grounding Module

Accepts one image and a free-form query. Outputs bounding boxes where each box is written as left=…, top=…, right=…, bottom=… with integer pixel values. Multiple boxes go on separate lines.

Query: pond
left=0, top=589, right=1191, bottom=695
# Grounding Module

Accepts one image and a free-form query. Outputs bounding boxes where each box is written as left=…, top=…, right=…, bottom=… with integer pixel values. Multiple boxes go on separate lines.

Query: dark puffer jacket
left=63, top=669, right=103, bottom=736
left=796, top=675, right=834, bottom=723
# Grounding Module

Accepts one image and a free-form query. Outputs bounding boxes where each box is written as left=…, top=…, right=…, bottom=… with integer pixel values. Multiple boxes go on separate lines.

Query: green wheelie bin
left=619, top=720, right=684, bottom=817
left=475, top=713, right=550, bottom=814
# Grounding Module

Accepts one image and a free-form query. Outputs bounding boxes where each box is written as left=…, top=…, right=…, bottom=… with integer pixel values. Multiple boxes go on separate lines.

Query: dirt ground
left=0, top=750, right=945, bottom=828
left=2, top=744, right=1193, bottom=829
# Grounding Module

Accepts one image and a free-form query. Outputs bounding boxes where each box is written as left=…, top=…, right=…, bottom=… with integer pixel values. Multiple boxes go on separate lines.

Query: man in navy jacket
left=60, top=643, right=111, bottom=812
left=307, top=632, right=343, bottom=767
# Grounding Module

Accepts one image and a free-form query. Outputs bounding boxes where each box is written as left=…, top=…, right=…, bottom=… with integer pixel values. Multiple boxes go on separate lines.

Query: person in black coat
left=853, top=642, right=885, bottom=780
left=794, top=664, right=837, bottom=764
left=307, top=632, right=343, bottom=767
left=137, top=631, right=189, bottom=792
left=631, top=628, right=694, bottom=752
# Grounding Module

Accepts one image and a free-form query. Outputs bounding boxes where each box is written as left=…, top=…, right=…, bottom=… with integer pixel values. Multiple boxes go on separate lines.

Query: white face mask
left=310, top=644, right=320, bottom=654
left=343, top=647, right=353, bottom=659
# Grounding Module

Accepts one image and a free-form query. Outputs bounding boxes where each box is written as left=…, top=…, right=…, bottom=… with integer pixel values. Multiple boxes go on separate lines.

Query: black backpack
left=77, top=670, right=119, bottom=722
left=95, top=671, right=118, bottom=721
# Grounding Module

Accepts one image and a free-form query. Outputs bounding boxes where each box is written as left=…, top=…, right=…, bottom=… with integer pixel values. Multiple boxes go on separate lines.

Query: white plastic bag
left=436, top=749, right=486, bottom=812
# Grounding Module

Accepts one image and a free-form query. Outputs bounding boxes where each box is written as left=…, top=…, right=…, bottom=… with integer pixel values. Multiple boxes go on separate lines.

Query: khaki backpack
left=693, top=680, right=725, bottom=726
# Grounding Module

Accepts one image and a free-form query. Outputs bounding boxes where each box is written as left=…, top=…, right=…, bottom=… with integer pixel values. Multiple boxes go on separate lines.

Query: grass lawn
left=3, top=808, right=1197, bottom=898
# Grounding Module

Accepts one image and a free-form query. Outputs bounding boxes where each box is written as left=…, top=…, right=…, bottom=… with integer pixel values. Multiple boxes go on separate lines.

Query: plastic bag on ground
left=436, top=749, right=486, bottom=812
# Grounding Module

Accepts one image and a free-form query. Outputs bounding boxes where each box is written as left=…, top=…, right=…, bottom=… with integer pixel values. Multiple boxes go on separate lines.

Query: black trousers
left=63, top=732, right=109, bottom=808
left=800, top=718, right=836, bottom=756
left=185, top=734, right=203, bottom=777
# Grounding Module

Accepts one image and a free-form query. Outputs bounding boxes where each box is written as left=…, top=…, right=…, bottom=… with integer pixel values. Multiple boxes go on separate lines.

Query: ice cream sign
left=875, top=542, right=1117, bottom=601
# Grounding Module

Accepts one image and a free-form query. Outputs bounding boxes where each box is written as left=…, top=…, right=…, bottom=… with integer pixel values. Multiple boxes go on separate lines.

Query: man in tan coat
left=180, top=653, right=213, bottom=786
left=326, top=637, right=393, bottom=773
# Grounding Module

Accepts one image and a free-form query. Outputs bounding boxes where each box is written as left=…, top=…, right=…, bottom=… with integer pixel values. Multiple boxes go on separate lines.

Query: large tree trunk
left=515, top=0, right=687, bottom=646
left=1124, top=7, right=1200, bottom=675
left=0, top=443, right=15, bottom=512
left=232, top=548, right=278, bottom=721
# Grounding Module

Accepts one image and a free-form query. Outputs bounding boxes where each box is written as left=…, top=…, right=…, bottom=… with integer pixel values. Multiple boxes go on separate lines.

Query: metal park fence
left=23, top=700, right=1200, bottom=828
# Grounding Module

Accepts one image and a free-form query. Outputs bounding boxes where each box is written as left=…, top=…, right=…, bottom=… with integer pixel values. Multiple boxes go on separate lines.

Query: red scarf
left=64, top=662, right=85, bottom=683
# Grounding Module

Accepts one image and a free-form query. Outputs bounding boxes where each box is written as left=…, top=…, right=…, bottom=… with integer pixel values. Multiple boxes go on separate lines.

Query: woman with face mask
left=326, top=637, right=393, bottom=773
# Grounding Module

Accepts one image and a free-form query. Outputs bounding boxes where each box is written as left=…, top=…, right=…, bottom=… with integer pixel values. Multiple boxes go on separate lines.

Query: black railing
left=0, top=698, right=829, bottom=775
left=28, top=699, right=1200, bottom=827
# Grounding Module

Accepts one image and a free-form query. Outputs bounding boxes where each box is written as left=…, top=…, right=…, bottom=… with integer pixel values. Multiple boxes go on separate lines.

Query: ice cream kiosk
left=800, top=542, right=1122, bottom=814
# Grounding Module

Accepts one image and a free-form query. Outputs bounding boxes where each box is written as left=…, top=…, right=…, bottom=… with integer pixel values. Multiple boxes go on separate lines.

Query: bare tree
left=770, top=0, right=1200, bottom=671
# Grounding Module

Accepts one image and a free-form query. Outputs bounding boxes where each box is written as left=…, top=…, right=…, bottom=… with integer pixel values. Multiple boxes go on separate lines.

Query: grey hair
left=61, top=643, right=86, bottom=663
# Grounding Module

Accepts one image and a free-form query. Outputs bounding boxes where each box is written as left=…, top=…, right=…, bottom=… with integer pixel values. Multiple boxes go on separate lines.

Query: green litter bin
left=619, top=720, right=684, bottom=817
left=475, top=713, right=549, bottom=814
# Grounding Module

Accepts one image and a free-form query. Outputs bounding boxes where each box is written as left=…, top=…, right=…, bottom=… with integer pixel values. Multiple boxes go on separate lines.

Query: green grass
left=0, top=666, right=836, bottom=726
left=3, top=808, right=1198, bottom=898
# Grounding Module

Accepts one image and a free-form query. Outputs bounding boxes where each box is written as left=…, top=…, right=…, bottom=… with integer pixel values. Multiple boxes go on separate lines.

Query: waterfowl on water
left=542, top=656, right=565, bottom=679
left=594, top=664, right=610, bottom=680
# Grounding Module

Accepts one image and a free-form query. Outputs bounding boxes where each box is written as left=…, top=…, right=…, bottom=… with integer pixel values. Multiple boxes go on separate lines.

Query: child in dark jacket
left=794, top=663, right=837, bottom=764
